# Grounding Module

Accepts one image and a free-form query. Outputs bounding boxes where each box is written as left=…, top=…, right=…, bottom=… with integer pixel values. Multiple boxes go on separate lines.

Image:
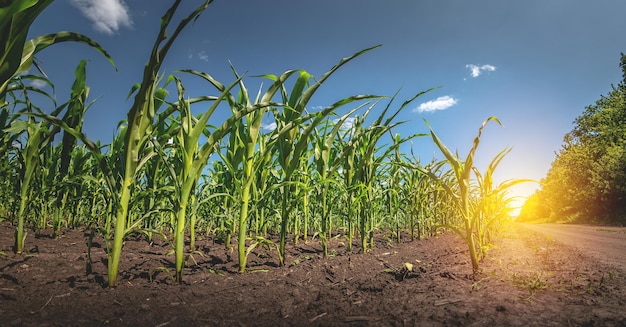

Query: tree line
left=518, top=53, right=626, bottom=225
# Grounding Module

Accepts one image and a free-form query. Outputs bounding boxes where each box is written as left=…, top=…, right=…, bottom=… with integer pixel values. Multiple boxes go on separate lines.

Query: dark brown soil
left=1, top=222, right=625, bottom=326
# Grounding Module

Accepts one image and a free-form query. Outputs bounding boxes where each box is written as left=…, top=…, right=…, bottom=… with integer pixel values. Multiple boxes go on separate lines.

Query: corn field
left=0, top=0, right=527, bottom=287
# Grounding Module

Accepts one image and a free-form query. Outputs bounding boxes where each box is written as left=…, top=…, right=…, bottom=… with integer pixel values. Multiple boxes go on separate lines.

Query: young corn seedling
left=426, top=116, right=502, bottom=272
left=472, top=148, right=534, bottom=257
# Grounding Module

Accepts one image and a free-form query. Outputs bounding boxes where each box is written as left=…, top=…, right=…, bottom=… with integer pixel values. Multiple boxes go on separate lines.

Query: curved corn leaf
left=0, top=0, right=53, bottom=98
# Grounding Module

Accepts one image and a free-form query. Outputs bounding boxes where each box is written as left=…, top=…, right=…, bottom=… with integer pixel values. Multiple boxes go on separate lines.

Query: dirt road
left=517, top=223, right=626, bottom=271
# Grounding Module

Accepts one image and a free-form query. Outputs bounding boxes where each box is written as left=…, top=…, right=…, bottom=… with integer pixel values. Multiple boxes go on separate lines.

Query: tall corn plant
left=185, top=48, right=381, bottom=269
left=269, top=46, right=382, bottom=263
left=425, top=116, right=502, bottom=272
left=4, top=60, right=90, bottom=253
left=5, top=105, right=46, bottom=254
left=53, top=60, right=94, bottom=233
left=108, top=0, right=222, bottom=287
left=163, top=72, right=277, bottom=281
left=31, top=0, right=214, bottom=286
left=1, top=0, right=113, bottom=253
left=311, top=108, right=364, bottom=256
left=177, top=68, right=281, bottom=274
left=342, top=92, right=428, bottom=252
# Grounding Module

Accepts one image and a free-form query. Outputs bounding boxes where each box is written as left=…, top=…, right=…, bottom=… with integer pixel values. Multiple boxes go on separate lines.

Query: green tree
left=520, top=53, right=626, bottom=224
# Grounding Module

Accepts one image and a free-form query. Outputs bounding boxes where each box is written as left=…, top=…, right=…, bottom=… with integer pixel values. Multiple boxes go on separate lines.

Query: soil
left=519, top=223, right=626, bottom=270
left=1, top=222, right=625, bottom=327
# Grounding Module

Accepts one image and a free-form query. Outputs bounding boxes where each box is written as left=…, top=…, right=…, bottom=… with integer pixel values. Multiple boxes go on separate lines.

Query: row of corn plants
left=1, top=0, right=527, bottom=288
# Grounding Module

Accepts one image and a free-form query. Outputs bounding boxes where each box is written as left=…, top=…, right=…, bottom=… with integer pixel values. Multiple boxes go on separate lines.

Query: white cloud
left=333, top=117, right=356, bottom=130
left=197, top=50, right=209, bottom=62
left=261, top=122, right=277, bottom=131
left=70, top=0, right=133, bottom=35
left=414, top=96, right=458, bottom=113
left=188, top=50, right=209, bottom=62
left=466, top=64, right=496, bottom=77
left=30, top=79, right=48, bottom=89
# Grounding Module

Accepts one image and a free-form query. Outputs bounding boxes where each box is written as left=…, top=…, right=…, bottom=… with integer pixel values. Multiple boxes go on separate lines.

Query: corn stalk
left=425, top=116, right=501, bottom=272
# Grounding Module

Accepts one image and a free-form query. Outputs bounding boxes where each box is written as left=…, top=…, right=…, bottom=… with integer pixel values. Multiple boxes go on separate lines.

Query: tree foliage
left=518, top=53, right=626, bottom=224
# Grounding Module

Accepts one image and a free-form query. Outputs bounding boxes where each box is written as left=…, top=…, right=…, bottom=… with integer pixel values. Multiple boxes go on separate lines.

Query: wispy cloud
left=261, top=122, right=277, bottom=131
left=30, top=79, right=48, bottom=89
left=333, top=117, right=356, bottom=130
left=188, top=49, right=209, bottom=62
left=466, top=64, right=496, bottom=78
left=70, top=0, right=133, bottom=35
left=414, top=96, right=458, bottom=113
left=197, top=50, right=209, bottom=62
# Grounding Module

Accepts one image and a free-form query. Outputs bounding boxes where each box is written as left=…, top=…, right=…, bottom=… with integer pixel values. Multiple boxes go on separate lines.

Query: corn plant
left=177, top=68, right=279, bottom=274
left=27, top=0, right=214, bottom=286
left=3, top=59, right=92, bottom=253
left=134, top=119, right=178, bottom=243
left=185, top=52, right=379, bottom=270
left=101, top=0, right=219, bottom=286
left=1, top=0, right=115, bottom=257
left=163, top=71, right=278, bottom=280
left=426, top=116, right=503, bottom=272
left=312, top=108, right=365, bottom=255
left=205, top=160, right=237, bottom=248
left=6, top=108, right=44, bottom=253
left=269, top=47, right=384, bottom=262
left=251, top=132, right=280, bottom=237
left=341, top=92, right=428, bottom=252
left=385, top=134, right=403, bottom=243
left=472, top=148, right=533, bottom=257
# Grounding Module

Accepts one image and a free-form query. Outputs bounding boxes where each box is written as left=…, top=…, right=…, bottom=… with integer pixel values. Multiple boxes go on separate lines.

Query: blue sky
left=27, top=0, right=626, bottom=209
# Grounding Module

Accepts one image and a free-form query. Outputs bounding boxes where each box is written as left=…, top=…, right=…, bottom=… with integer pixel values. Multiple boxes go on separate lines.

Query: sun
left=505, top=182, right=540, bottom=217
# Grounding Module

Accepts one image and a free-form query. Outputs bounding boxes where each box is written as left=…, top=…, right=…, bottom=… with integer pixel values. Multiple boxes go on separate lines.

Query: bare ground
left=1, top=222, right=625, bottom=326
left=517, top=223, right=626, bottom=270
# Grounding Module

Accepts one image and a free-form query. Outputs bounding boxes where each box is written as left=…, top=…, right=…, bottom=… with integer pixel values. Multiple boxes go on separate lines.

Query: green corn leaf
left=462, top=116, right=502, bottom=182
left=424, top=118, right=462, bottom=180
left=296, top=45, right=382, bottom=114
left=0, top=0, right=53, bottom=97
left=59, top=60, right=89, bottom=180
left=17, top=30, right=116, bottom=79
